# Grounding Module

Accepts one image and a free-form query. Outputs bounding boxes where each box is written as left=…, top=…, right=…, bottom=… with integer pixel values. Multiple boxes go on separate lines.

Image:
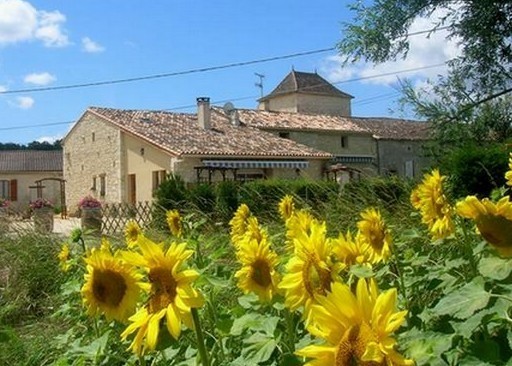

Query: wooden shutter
left=10, top=179, right=17, bottom=201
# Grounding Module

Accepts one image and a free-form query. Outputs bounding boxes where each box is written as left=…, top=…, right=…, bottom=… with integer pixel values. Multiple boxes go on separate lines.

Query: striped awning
left=333, top=155, right=375, bottom=164
left=202, top=160, right=309, bottom=169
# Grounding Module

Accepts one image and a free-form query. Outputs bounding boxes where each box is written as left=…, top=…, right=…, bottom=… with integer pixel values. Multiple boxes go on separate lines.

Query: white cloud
left=0, top=85, right=7, bottom=92
left=15, top=95, right=34, bottom=109
left=34, top=10, right=68, bottom=47
left=321, top=7, right=462, bottom=87
left=37, top=134, right=61, bottom=143
left=24, top=71, right=55, bottom=85
left=81, top=37, right=104, bottom=53
left=0, top=0, right=69, bottom=47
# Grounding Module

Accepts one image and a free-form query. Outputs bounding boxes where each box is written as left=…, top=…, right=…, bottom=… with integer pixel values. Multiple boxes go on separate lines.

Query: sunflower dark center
left=336, top=323, right=383, bottom=366
left=303, top=256, right=332, bottom=298
left=148, top=267, right=177, bottom=313
left=251, top=259, right=272, bottom=287
left=92, top=269, right=127, bottom=307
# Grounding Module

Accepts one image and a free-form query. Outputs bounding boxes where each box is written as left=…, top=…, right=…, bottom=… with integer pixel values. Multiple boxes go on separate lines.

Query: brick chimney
left=197, top=97, right=211, bottom=130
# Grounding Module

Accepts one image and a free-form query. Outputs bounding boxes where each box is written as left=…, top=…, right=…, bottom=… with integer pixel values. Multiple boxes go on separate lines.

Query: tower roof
left=259, top=70, right=353, bottom=102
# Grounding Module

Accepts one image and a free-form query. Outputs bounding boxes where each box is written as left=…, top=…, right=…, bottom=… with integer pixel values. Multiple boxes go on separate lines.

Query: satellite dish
left=223, top=102, right=235, bottom=115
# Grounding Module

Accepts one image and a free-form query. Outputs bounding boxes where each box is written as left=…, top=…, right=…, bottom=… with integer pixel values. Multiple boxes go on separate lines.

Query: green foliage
left=441, top=143, right=508, bottom=198
left=0, top=140, right=62, bottom=150
left=4, top=169, right=512, bottom=365
left=152, top=173, right=188, bottom=228
left=154, top=173, right=188, bottom=210
left=188, top=183, right=216, bottom=213
left=340, top=1, right=512, bottom=155
left=0, top=233, right=68, bottom=365
left=239, top=179, right=338, bottom=220
left=339, top=0, right=512, bottom=93
left=0, top=233, right=65, bottom=324
left=215, top=180, right=240, bottom=220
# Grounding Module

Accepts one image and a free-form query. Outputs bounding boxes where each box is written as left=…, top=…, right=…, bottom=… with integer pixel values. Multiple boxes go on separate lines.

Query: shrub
left=215, top=181, right=240, bottom=220
left=440, top=143, right=509, bottom=198
left=239, top=179, right=339, bottom=219
left=152, top=174, right=188, bottom=228
left=188, top=183, right=216, bottom=213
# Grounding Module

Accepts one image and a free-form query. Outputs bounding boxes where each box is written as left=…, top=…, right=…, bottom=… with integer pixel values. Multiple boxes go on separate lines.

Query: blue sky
left=0, top=0, right=458, bottom=144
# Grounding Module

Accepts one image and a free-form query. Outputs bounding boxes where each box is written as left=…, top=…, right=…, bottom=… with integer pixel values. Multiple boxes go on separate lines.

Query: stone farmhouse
left=62, top=70, right=430, bottom=211
left=0, top=150, right=63, bottom=209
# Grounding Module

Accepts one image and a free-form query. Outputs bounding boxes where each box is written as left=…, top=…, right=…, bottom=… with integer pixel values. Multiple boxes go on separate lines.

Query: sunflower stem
left=191, top=307, right=210, bottom=366
left=138, top=354, right=147, bottom=366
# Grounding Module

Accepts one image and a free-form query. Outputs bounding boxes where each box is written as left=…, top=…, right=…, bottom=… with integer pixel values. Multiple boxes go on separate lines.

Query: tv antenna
left=254, top=72, right=265, bottom=97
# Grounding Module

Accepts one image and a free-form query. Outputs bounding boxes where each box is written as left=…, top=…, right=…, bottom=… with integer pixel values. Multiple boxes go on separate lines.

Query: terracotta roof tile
left=259, top=70, right=353, bottom=102
left=237, top=108, right=369, bottom=133
left=88, top=107, right=332, bottom=159
left=0, top=150, right=62, bottom=172
left=259, top=71, right=353, bottom=101
left=351, top=117, right=431, bottom=140
left=238, top=109, right=429, bottom=141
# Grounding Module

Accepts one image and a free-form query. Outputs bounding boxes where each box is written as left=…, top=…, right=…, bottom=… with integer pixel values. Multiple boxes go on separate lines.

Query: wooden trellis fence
left=101, top=201, right=153, bottom=235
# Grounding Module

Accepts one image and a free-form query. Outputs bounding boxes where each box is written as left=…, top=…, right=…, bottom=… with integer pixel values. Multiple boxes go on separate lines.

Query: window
left=152, top=170, right=167, bottom=191
left=92, top=132, right=95, bottom=142
left=99, top=174, right=106, bottom=197
left=405, top=161, right=414, bottom=178
left=0, top=180, right=9, bottom=199
left=278, top=132, right=290, bottom=139
left=91, top=176, right=97, bottom=191
left=341, top=136, right=348, bottom=148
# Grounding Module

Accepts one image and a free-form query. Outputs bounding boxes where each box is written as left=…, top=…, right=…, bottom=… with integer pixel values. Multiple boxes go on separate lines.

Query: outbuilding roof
left=237, top=109, right=430, bottom=140
left=0, top=150, right=63, bottom=172
left=259, top=70, right=354, bottom=101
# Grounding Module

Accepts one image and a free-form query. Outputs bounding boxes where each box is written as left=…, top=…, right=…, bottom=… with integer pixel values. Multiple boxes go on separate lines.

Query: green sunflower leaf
left=432, top=276, right=490, bottom=319
left=242, top=333, right=278, bottom=364
left=349, top=264, right=374, bottom=278
left=478, top=256, right=512, bottom=281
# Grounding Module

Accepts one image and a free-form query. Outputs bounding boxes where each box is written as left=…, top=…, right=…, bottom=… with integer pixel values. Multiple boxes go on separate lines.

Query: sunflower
left=229, top=203, right=251, bottom=246
left=166, top=209, right=183, bottom=238
left=279, top=194, right=295, bottom=221
left=279, top=220, right=341, bottom=315
left=121, top=237, right=204, bottom=354
left=506, top=153, right=512, bottom=187
left=58, top=243, right=71, bottom=272
left=296, top=279, right=413, bottom=365
left=456, top=195, right=512, bottom=256
left=125, top=220, right=142, bottom=248
left=81, top=248, right=144, bottom=322
left=241, top=216, right=268, bottom=247
left=234, top=234, right=280, bottom=302
left=332, top=231, right=373, bottom=268
left=285, top=209, right=317, bottom=251
left=410, top=169, right=454, bottom=240
left=356, top=208, right=392, bottom=263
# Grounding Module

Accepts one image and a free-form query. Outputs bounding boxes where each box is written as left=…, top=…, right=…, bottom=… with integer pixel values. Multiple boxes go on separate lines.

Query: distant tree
left=0, top=142, right=25, bottom=150
left=26, top=140, right=62, bottom=150
left=338, top=0, right=512, bottom=151
left=339, top=0, right=512, bottom=95
left=0, top=140, right=62, bottom=150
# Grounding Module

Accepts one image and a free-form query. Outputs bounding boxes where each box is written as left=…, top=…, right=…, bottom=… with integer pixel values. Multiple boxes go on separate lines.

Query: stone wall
left=377, top=140, right=431, bottom=178
left=259, top=93, right=351, bottom=116
left=296, top=93, right=351, bottom=116
left=63, top=112, right=122, bottom=214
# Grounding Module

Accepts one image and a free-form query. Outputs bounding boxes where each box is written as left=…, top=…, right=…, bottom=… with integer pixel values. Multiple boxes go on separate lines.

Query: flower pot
left=81, top=207, right=102, bottom=235
left=33, top=207, right=54, bottom=233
